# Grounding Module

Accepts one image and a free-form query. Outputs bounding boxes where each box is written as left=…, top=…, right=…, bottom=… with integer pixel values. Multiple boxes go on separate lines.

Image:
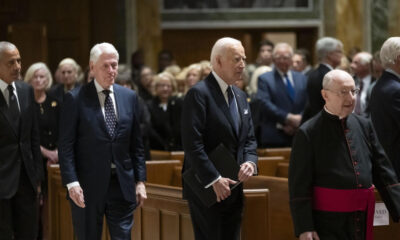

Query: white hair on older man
left=322, top=69, right=352, bottom=89
left=210, top=37, right=242, bottom=69
left=355, top=52, right=373, bottom=66
left=272, top=42, right=293, bottom=56
left=90, top=42, right=119, bottom=64
left=316, top=37, right=343, bottom=61
left=380, top=37, right=400, bottom=68
left=0, top=41, right=17, bottom=59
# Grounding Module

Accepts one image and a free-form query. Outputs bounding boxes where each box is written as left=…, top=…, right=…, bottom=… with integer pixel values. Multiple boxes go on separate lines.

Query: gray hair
left=210, top=37, right=242, bottom=68
left=0, top=41, right=17, bottom=60
left=322, top=69, right=352, bottom=89
left=380, top=37, right=400, bottom=68
left=58, top=58, right=80, bottom=72
left=272, top=42, right=293, bottom=56
left=354, top=52, right=372, bottom=66
left=90, top=42, right=119, bottom=64
left=24, top=62, right=53, bottom=89
left=316, top=37, right=343, bottom=61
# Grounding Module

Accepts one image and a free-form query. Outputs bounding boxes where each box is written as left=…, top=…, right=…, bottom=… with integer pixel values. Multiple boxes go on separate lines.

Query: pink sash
left=313, top=186, right=375, bottom=240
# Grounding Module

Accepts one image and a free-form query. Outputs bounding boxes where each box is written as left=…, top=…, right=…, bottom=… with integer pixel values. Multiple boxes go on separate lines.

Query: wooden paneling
left=257, top=147, right=292, bottom=162
left=146, top=160, right=182, bottom=186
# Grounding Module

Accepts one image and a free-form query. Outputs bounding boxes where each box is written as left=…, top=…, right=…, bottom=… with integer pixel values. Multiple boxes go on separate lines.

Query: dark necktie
left=354, top=79, right=363, bottom=115
left=227, top=86, right=239, bottom=134
left=103, top=90, right=117, bottom=138
left=284, top=74, right=295, bottom=101
left=7, top=85, right=20, bottom=125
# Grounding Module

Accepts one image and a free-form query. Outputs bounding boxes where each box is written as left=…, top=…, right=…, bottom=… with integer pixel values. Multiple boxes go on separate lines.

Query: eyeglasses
left=326, top=88, right=360, bottom=97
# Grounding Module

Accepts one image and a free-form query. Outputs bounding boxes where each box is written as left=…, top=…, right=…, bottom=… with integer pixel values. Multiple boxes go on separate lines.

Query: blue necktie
left=284, top=74, right=295, bottom=101
left=227, top=86, right=239, bottom=134
left=103, top=90, right=117, bottom=138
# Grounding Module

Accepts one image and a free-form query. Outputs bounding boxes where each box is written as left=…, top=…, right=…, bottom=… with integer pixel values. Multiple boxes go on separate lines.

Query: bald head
left=322, top=69, right=356, bottom=118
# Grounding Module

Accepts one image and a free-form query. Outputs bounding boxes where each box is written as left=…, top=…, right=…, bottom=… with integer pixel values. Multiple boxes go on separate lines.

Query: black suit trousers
left=187, top=186, right=243, bottom=240
left=0, top=163, right=38, bottom=240
left=70, top=173, right=136, bottom=240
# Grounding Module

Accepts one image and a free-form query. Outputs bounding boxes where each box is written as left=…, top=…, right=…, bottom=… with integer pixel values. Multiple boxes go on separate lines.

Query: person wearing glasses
left=289, top=69, right=400, bottom=240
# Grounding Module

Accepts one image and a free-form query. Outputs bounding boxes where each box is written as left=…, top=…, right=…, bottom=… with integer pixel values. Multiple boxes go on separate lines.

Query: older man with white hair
left=350, top=51, right=373, bottom=116
left=370, top=37, right=400, bottom=181
left=289, top=69, right=400, bottom=240
left=181, top=37, right=257, bottom=240
left=59, top=42, right=147, bottom=239
left=302, top=37, right=344, bottom=123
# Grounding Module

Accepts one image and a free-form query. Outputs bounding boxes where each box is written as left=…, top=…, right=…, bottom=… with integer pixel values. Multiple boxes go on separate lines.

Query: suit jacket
left=48, top=83, right=80, bottom=104
left=59, top=81, right=146, bottom=204
left=0, top=81, right=42, bottom=199
left=256, top=69, right=307, bottom=147
left=181, top=73, right=257, bottom=200
left=370, top=70, right=400, bottom=180
left=302, top=64, right=331, bottom=123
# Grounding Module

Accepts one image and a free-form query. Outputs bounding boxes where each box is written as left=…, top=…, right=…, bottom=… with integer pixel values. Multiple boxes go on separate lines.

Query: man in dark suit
left=370, top=37, right=400, bottom=181
left=59, top=43, right=147, bottom=239
left=302, top=37, right=343, bottom=123
left=0, top=41, right=43, bottom=239
left=350, top=51, right=374, bottom=117
left=182, top=37, right=258, bottom=240
left=256, top=42, right=307, bottom=147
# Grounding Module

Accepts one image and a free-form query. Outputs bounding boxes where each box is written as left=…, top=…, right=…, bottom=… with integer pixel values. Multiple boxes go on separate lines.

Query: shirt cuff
left=205, top=175, right=221, bottom=188
left=66, top=181, right=80, bottom=190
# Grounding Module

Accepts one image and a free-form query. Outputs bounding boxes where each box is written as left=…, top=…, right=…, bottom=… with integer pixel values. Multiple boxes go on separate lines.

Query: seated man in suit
left=59, top=42, right=147, bottom=239
left=182, top=37, right=258, bottom=240
left=0, top=42, right=43, bottom=239
left=370, top=37, right=400, bottom=181
left=256, top=42, right=307, bottom=147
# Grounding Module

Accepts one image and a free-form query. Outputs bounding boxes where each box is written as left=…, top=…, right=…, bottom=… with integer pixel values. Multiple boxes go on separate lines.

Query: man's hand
left=286, top=113, right=302, bottom=128
left=69, top=186, right=85, bottom=208
left=41, top=146, right=59, bottom=165
left=212, top=177, right=237, bottom=202
left=299, top=231, right=319, bottom=240
left=282, top=124, right=296, bottom=136
left=238, top=162, right=255, bottom=182
left=136, top=181, right=147, bottom=208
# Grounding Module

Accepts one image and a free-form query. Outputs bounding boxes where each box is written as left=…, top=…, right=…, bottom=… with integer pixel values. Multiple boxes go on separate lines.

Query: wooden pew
left=49, top=163, right=271, bottom=240
left=244, top=176, right=295, bottom=240
left=146, top=160, right=181, bottom=185
left=149, top=150, right=185, bottom=162
left=257, top=147, right=291, bottom=162
left=257, top=156, right=286, bottom=176
left=275, top=162, right=289, bottom=178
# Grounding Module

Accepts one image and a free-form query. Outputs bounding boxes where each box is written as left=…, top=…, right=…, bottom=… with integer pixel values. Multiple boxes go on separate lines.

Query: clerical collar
left=323, top=106, right=347, bottom=120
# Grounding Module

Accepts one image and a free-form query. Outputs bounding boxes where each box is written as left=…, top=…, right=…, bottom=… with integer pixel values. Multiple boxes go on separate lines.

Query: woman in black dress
left=24, top=62, right=59, bottom=240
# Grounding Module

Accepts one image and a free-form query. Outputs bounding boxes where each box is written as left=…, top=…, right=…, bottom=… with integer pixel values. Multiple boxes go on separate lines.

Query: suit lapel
left=0, top=90, right=18, bottom=137
left=206, top=75, right=238, bottom=139
left=232, top=86, right=247, bottom=140
left=85, top=81, right=110, bottom=138
left=113, top=84, right=123, bottom=138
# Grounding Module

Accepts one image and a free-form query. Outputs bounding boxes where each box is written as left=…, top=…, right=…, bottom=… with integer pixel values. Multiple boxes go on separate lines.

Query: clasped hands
left=212, top=162, right=255, bottom=202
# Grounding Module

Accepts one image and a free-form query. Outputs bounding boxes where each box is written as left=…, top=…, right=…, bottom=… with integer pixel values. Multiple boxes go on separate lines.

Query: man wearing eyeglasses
left=289, top=69, right=400, bottom=240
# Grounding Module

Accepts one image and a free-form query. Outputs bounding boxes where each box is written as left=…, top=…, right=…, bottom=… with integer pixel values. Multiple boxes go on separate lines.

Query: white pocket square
left=244, top=109, right=249, bottom=115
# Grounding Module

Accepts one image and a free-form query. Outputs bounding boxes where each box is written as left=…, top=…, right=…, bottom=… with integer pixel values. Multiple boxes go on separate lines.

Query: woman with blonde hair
left=24, top=62, right=59, bottom=239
